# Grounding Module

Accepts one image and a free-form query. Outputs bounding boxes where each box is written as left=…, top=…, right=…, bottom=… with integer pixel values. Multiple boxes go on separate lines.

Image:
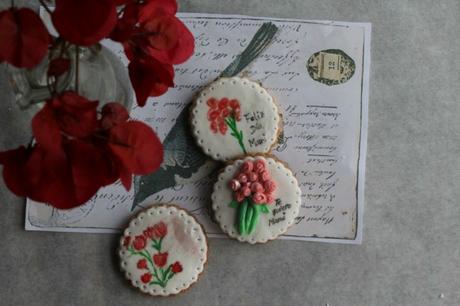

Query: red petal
left=138, top=0, right=177, bottom=23
left=0, top=8, right=50, bottom=68
left=142, top=16, right=179, bottom=51
left=48, top=58, right=70, bottom=77
left=65, top=140, right=116, bottom=203
left=218, top=120, right=227, bottom=135
left=101, top=102, right=130, bottom=129
left=23, top=145, right=76, bottom=208
left=0, top=146, right=28, bottom=196
left=218, top=98, right=229, bottom=110
left=108, top=121, right=163, bottom=174
left=114, top=0, right=133, bottom=5
left=128, top=57, right=174, bottom=106
left=210, top=121, right=218, bottom=133
left=207, top=98, right=218, bottom=109
left=52, top=92, right=99, bottom=138
left=109, top=3, right=139, bottom=42
left=52, top=0, right=117, bottom=46
left=32, top=103, right=62, bottom=153
left=145, top=17, right=194, bottom=65
left=119, top=163, right=132, bottom=190
left=229, top=99, right=240, bottom=110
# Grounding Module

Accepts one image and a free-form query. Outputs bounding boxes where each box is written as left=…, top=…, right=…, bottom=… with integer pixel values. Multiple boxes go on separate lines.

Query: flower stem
left=238, top=198, right=248, bottom=235
left=225, top=116, right=247, bottom=154
left=247, top=203, right=260, bottom=234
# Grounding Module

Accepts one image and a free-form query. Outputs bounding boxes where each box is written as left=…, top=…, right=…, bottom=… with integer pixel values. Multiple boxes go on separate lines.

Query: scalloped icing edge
left=211, top=155, right=301, bottom=244
left=118, top=204, right=208, bottom=296
left=190, top=77, right=281, bottom=161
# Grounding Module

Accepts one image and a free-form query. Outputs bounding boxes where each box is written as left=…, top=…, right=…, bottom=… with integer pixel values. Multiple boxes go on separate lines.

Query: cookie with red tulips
left=119, top=205, right=207, bottom=296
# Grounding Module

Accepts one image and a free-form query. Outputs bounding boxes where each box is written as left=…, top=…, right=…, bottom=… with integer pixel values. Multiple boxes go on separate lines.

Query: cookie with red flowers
left=212, top=156, right=301, bottom=244
left=191, top=77, right=281, bottom=161
left=119, top=204, right=208, bottom=296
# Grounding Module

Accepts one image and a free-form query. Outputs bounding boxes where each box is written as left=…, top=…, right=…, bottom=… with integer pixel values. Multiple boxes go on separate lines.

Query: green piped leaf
left=229, top=200, right=239, bottom=208
left=260, top=204, right=270, bottom=214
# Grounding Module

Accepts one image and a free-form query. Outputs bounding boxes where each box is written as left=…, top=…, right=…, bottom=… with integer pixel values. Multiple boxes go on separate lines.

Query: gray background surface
left=0, top=1, right=459, bottom=305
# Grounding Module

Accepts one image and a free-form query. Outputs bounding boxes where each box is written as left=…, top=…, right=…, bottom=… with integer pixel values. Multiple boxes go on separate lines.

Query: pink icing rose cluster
left=229, top=159, right=277, bottom=204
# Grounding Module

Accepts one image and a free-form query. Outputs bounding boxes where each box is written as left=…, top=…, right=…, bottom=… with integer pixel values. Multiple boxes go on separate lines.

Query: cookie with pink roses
left=191, top=77, right=281, bottom=161
left=212, top=155, right=301, bottom=243
left=118, top=204, right=208, bottom=296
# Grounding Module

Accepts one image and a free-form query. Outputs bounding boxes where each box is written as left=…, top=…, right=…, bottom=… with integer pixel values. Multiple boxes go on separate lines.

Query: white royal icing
left=212, top=156, right=301, bottom=244
left=119, top=205, right=207, bottom=296
left=191, top=77, right=280, bottom=161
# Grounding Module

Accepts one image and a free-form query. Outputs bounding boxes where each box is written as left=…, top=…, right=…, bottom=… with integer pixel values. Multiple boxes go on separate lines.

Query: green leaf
left=260, top=204, right=270, bottom=214
left=229, top=200, right=239, bottom=208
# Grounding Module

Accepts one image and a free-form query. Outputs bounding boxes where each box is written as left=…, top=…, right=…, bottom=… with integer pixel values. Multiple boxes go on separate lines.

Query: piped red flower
left=171, top=262, right=183, bottom=273
left=140, top=273, right=152, bottom=283
left=152, top=222, right=167, bottom=239
left=137, top=259, right=148, bottom=269
left=207, top=97, right=246, bottom=153
left=133, top=235, right=147, bottom=251
left=123, top=236, right=131, bottom=247
left=207, top=98, right=241, bottom=135
left=153, top=252, right=168, bottom=267
left=0, top=8, right=50, bottom=68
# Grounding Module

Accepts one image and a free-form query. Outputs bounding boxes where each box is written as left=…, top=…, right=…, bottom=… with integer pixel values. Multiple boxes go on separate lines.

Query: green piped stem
left=225, top=116, right=247, bottom=154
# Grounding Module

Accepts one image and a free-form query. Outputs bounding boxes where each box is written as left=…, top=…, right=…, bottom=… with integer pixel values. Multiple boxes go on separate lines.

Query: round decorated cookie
left=118, top=204, right=208, bottom=296
left=191, top=77, right=281, bottom=161
left=212, top=156, right=301, bottom=244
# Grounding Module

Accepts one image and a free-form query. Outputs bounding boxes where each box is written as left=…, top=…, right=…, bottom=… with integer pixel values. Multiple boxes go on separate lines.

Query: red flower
left=108, top=121, right=163, bottom=175
left=207, top=98, right=241, bottom=135
left=52, top=0, right=117, bottom=46
left=171, top=261, right=183, bottom=273
left=140, top=273, right=152, bottom=283
left=0, top=141, right=117, bottom=209
left=109, top=3, right=140, bottom=43
left=132, top=0, right=194, bottom=65
left=0, top=146, right=29, bottom=197
left=123, top=236, right=131, bottom=247
left=32, top=92, right=99, bottom=153
left=133, top=235, right=147, bottom=250
left=153, top=252, right=168, bottom=267
left=109, top=0, right=194, bottom=106
left=152, top=222, right=167, bottom=239
left=0, top=8, right=50, bottom=68
left=143, top=227, right=155, bottom=239
left=100, top=102, right=129, bottom=130
left=137, top=259, right=148, bottom=269
left=128, top=56, right=174, bottom=107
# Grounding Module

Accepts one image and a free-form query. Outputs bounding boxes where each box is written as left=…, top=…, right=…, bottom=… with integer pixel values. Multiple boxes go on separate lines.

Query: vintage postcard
left=26, top=13, right=371, bottom=244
